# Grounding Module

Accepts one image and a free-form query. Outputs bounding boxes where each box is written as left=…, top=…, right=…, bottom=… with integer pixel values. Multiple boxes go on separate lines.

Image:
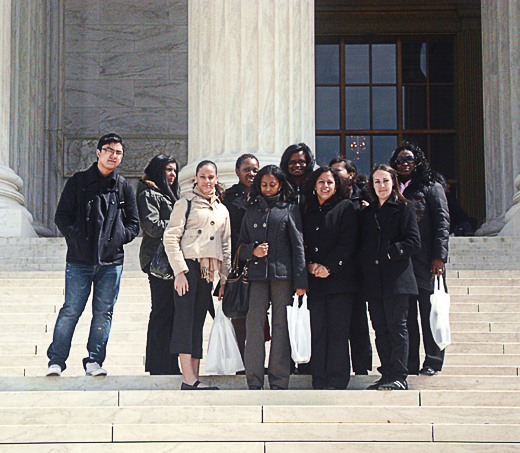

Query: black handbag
left=150, top=200, right=191, bottom=280
left=222, top=245, right=250, bottom=319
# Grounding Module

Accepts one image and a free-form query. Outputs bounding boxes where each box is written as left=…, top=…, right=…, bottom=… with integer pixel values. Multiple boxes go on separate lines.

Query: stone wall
left=63, top=0, right=189, bottom=179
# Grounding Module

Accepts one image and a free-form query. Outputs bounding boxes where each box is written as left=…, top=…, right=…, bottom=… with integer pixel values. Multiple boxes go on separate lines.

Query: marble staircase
left=0, top=237, right=519, bottom=450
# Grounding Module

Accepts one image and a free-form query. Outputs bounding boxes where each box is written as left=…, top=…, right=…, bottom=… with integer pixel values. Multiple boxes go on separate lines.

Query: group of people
left=46, top=133, right=450, bottom=393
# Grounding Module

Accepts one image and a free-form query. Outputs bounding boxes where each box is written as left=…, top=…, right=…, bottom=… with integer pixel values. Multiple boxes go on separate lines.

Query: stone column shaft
left=480, top=0, right=520, bottom=235
left=181, top=0, right=315, bottom=189
left=0, top=0, right=36, bottom=237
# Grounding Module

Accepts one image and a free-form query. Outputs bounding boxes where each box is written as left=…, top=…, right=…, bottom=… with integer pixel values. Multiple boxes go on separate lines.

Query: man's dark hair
left=328, top=156, right=358, bottom=174
left=248, top=164, right=296, bottom=205
left=97, top=133, right=125, bottom=153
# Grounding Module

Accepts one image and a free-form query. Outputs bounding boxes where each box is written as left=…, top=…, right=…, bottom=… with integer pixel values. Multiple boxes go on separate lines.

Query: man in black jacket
left=46, top=133, right=140, bottom=377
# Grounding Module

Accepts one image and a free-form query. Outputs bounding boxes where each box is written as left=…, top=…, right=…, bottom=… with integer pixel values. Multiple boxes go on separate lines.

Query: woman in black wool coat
left=389, top=142, right=450, bottom=376
left=302, top=166, right=358, bottom=389
left=359, top=164, right=420, bottom=390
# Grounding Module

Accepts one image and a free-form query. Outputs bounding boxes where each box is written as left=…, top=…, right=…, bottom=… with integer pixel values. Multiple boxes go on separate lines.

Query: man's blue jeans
left=47, top=263, right=123, bottom=371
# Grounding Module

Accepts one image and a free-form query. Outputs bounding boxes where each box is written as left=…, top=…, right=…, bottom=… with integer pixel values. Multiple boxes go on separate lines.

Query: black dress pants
left=170, top=259, right=212, bottom=359
left=349, top=292, right=373, bottom=374
left=368, top=294, right=409, bottom=382
left=407, top=288, right=445, bottom=374
left=145, top=272, right=181, bottom=375
left=309, top=292, right=353, bottom=389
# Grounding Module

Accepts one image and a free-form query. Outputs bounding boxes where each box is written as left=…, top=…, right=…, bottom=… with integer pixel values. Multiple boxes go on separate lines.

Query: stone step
left=452, top=332, right=520, bottom=342
left=1, top=375, right=519, bottom=391
left=0, top=405, right=518, bottom=427
left=0, top=443, right=261, bottom=452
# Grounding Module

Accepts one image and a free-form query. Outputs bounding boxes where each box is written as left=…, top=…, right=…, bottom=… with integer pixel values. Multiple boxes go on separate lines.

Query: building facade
left=0, top=0, right=519, bottom=237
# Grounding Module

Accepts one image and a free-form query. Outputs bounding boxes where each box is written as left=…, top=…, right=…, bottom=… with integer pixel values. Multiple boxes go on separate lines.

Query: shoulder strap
left=185, top=199, right=192, bottom=222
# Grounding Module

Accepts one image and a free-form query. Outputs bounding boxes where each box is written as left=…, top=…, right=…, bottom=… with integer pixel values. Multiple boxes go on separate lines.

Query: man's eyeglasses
left=395, top=156, right=415, bottom=165
left=101, top=147, right=123, bottom=157
left=288, top=159, right=307, bottom=166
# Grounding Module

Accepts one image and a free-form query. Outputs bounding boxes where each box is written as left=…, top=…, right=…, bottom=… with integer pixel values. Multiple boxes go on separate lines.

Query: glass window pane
left=403, top=86, right=427, bottom=129
left=372, top=44, right=396, bottom=83
left=345, top=44, right=369, bottom=84
left=429, top=41, right=454, bottom=83
left=430, top=86, right=454, bottom=129
left=373, top=135, right=397, bottom=167
left=430, top=134, right=456, bottom=180
left=346, top=87, right=370, bottom=130
left=316, top=44, right=339, bottom=85
left=315, top=136, right=341, bottom=166
left=316, top=87, right=340, bottom=130
left=346, top=135, right=370, bottom=176
left=402, top=42, right=427, bottom=83
left=373, top=86, right=396, bottom=130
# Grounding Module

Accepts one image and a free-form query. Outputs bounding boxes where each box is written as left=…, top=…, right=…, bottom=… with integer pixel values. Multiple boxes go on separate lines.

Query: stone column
left=479, top=0, right=520, bottom=235
left=0, top=0, right=36, bottom=237
left=179, top=0, right=315, bottom=190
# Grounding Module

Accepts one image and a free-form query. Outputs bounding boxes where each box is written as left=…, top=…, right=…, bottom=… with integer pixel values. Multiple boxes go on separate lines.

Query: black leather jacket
left=55, top=163, right=139, bottom=266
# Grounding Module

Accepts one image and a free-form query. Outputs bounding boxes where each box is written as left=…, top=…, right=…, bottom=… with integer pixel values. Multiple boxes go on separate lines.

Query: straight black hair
left=97, top=133, right=125, bottom=153
left=248, top=164, right=296, bottom=205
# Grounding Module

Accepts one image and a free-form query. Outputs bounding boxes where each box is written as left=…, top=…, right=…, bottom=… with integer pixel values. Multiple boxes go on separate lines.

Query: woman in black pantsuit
left=136, top=154, right=181, bottom=375
left=302, top=167, right=358, bottom=389
left=359, top=164, right=420, bottom=390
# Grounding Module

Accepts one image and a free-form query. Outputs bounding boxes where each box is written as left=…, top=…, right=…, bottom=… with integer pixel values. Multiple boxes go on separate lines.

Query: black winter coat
left=238, top=195, right=308, bottom=291
left=303, top=198, right=358, bottom=295
left=222, top=183, right=249, bottom=261
left=136, top=179, right=176, bottom=271
left=359, top=199, right=421, bottom=298
left=402, top=181, right=450, bottom=291
left=55, top=163, right=140, bottom=266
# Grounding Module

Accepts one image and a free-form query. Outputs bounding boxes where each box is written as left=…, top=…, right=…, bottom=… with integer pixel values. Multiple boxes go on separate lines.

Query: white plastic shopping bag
left=286, top=294, right=312, bottom=364
left=430, top=275, right=451, bottom=350
left=205, top=304, right=245, bottom=375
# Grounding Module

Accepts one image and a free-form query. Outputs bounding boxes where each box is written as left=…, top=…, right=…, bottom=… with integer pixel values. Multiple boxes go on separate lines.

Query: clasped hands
left=307, top=262, right=330, bottom=278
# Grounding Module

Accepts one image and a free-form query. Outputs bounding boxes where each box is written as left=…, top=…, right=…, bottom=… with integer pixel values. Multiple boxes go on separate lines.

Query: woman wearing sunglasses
left=389, top=142, right=450, bottom=377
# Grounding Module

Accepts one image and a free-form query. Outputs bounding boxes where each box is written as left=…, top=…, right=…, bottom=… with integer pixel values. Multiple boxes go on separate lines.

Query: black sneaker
left=366, top=377, right=388, bottom=390
left=379, top=379, right=408, bottom=390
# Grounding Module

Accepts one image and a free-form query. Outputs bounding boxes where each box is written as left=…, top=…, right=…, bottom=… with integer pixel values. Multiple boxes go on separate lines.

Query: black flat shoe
left=248, top=385, right=263, bottom=390
left=270, top=385, right=285, bottom=390
left=181, top=380, right=219, bottom=390
left=419, top=366, right=438, bottom=376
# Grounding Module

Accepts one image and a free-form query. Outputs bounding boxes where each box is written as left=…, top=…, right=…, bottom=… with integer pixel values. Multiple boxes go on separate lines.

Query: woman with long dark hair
left=280, top=143, right=316, bottom=211
left=137, top=154, right=181, bottom=375
left=389, top=142, right=450, bottom=376
left=360, top=164, right=420, bottom=390
left=302, top=166, right=358, bottom=389
left=164, top=160, right=231, bottom=389
left=238, top=165, right=308, bottom=390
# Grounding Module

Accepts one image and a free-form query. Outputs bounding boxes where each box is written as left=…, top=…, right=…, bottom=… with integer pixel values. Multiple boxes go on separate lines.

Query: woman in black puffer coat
left=136, top=154, right=181, bottom=375
left=390, top=142, right=450, bottom=376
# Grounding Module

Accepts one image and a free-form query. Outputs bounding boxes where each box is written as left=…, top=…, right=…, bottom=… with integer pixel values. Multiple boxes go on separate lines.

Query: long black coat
left=222, top=183, right=248, bottom=260
left=238, top=195, right=308, bottom=291
left=55, top=163, right=140, bottom=266
left=303, top=198, right=358, bottom=295
left=402, top=181, right=450, bottom=291
left=359, top=199, right=421, bottom=298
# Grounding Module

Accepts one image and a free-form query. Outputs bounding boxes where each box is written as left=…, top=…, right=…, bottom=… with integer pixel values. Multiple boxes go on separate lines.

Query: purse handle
left=232, top=244, right=250, bottom=273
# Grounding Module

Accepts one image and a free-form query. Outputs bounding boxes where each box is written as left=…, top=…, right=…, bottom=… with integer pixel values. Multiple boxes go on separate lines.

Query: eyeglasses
left=288, top=159, right=307, bottom=166
left=395, top=156, right=415, bottom=165
left=101, top=147, right=123, bottom=157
